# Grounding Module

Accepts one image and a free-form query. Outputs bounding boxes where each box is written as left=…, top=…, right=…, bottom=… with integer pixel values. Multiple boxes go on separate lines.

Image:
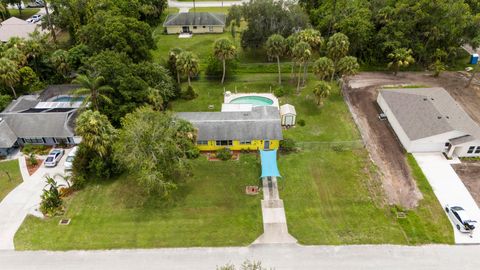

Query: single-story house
left=163, top=12, right=226, bottom=34
left=177, top=106, right=283, bottom=151
left=0, top=85, right=82, bottom=156
left=0, top=17, right=45, bottom=43
left=377, top=87, right=480, bottom=158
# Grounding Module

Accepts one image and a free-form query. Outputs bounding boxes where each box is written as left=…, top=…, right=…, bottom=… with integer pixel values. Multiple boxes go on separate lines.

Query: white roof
left=221, top=103, right=253, bottom=112
left=0, top=17, right=44, bottom=42
left=280, top=104, right=296, bottom=115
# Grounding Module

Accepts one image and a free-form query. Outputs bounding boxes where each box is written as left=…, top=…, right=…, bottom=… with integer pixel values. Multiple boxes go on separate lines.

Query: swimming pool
left=52, top=96, right=84, bottom=102
left=229, top=96, right=274, bottom=106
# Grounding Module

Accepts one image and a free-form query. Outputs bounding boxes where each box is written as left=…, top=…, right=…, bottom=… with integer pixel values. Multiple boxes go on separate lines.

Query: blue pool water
left=52, top=96, right=84, bottom=102
left=229, top=96, right=274, bottom=106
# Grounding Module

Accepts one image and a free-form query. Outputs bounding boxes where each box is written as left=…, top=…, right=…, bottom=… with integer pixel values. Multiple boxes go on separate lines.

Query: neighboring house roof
left=379, top=88, right=480, bottom=141
left=0, top=110, right=76, bottom=139
left=0, top=120, right=18, bottom=148
left=0, top=17, right=43, bottom=42
left=38, top=84, right=81, bottom=101
left=177, top=106, right=283, bottom=141
left=280, top=104, right=296, bottom=115
left=3, top=95, right=40, bottom=113
left=163, top=12, right=226, bottom=27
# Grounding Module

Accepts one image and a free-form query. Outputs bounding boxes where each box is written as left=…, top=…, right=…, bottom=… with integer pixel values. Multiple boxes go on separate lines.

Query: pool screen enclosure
left=259, top=149, right=281, bottom=178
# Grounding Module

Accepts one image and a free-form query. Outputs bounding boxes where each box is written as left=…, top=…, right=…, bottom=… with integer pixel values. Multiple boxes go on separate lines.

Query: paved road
left=168, top=0, right=248, bottom=8
left=0, top=151, right=70, bottom=250
left=2, top=244, right=480, bottom=270
left=413, top=152, right=480, bottom=244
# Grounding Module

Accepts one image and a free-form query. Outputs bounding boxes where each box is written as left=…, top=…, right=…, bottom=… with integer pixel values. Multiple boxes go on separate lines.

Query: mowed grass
left=8, top=8, right=40, bottom=20
left=0, top=160, right=22, bottom=201
left=14, top=155, right=263, bottom=250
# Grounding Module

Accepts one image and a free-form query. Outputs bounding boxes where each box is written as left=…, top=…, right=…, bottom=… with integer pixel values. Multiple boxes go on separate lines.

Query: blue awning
left=260, top=149, right=281, bottom=178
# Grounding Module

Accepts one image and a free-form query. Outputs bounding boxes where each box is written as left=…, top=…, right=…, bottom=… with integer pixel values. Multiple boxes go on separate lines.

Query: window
left=23, top=138, right=45, bottom=144
left=475, top=147, right=480, bottom=154
left=468, top=146, right=475, bottom=154
left=216, top=140, right=232, bottom=146
left=197, top=140, right=208, bottom=145
left=240, top=140, right=251, bottom=145
left=193, top=26, right=197, bottom=29
left=54, top=138, right=69, bottom=144
left=202, top=26, right=206, bottom=28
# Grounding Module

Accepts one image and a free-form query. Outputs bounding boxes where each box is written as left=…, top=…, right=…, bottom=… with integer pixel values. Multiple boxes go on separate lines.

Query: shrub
left=297, top=119, right=306, bottom=126
left=274, top=86, right=285, bottom=97
left=39, top=176, right=64, bottom=216
left=216, top=147, right=232, bottom=161
left=22, top=144, right=50, bottom=155
left=183, top=85, right=198, bottom=100
left=280, top=138, right=296, bottom=153
left=28, top=153, right=38, bottom=166
left=0, top=94, right=12, bottom=112
left=205, top=54, right=237, bottom=78
left=186, top=147, right=200, bottom=159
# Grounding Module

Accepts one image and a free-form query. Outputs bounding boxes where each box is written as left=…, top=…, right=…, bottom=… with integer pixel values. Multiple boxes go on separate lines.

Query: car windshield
left=46, top=157, right=54, bottom=162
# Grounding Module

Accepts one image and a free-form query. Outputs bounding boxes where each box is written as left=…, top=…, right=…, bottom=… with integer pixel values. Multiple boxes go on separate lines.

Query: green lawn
left=8, top=8, right=40, bottom=20
left=15, top=155, right=263, bottom=250
left=0, top=159, right=22, bottom=201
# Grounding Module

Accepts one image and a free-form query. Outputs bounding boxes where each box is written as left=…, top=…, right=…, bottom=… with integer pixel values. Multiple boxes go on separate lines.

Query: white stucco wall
left=165, top=25, right=224, bottom=34
left=453, top=139, right=480, bottom=157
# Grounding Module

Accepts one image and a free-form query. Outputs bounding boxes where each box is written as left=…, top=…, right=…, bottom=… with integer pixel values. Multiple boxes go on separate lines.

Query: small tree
left=387, top=48, right=415, bottom=76
left=265, top=34, right=286, bottom=85
left=72, top=74, right=113, bottom=111
left=313, top=81, right=331, bottom=106
left=213, top=38, right=236, bottom=84
left=167, top=48, right=183, bottom=84
left=327, top=33, right=350, bottom=81
left=337, top=56, right=360, bottom=77
left=176, top=51, right=199, bottom=86
left=40, top=176, right=64, bottom=216
left=313, top=57, right=335, bottom=80
left=28, top=153, right=38, bottom=166
left=0, top=58, right=20, bottom=98
left=216, top=148, right=232, bottom=161
left=292, top=41, right=312, bottom=93
left=230, top=21, right=237, bottom=40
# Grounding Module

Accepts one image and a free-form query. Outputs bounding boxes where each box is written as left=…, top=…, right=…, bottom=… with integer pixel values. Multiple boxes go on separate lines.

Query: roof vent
left=431, top=98, right=435, bottom=101
left=446, top=116, right=450, bottom=119
left=437, top=116, right=442, bottom=119
left=423, top=98, right=428, bottom=101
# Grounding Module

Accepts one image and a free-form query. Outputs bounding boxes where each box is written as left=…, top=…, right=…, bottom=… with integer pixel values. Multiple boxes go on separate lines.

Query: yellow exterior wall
left=196, top=140, right=280, bottom=151
left=165, top=25, right=224, bottom=34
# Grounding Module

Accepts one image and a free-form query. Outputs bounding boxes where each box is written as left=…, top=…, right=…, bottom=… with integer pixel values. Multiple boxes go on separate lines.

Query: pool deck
left=224, top=93, right=279, bottom=109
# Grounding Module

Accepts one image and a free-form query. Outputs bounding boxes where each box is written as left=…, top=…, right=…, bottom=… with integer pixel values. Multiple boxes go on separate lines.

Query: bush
left=22, top=144, right=50, bottom=155
left=205, top=54, right=237, bottom=79
left=0, top=94, right=12, bottom=111
left=297, top=119, right=306, bottom=126
left=28, top=153, right=38, bottom=166
left=280, top=138, right=296, bottom=153
left=274, top=86, right=286, bottom=97
left=216, top=148, right=232, bottom=161
left=183, top=85, right=198, bottom=100
left=186, top=147, right=200, bottom=159
left=40, top=176, right=63, bottom=216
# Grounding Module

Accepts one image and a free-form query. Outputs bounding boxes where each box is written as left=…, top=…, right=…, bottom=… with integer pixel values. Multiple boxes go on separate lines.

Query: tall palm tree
left=75, top=110, right=116, bottom=158
left=327, top=33, right=350, bottom=81
left=72, top=74, right=113, bottom=111
left=387, top=48, right=415, bottom=76
left=168, top=48, right=183, bottom=84
left=297, top=29, right=323, bottom=85
left=176, top=51, right=199, bottom=87
left=292, top=41, right=312, bottom=93
left=213, top=38, right=236, bottom=85
left=313, top=81, right=331, bottom=106
left=265, top=34, right=286, bottom=85
left=0, top=58, right=20, bottom=98
left=313, top=57, right=334, bottom=81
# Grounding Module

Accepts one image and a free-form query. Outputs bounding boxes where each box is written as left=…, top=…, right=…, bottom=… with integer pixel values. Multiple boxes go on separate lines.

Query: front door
left=264, top=140, right=270, bottom=149
left=182, top=26, right=190, bottom=33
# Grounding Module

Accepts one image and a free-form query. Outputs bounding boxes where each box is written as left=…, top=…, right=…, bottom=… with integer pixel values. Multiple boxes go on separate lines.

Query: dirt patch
left=452, top=162, right=480, bottom=207
left=342, top=71, right=480, bottom=208
left=27, top=159, right=44, bottom=176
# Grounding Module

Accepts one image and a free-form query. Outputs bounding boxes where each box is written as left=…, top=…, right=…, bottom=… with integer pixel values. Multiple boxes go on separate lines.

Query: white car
left=445, top=205, right=477, bottom=233
left=44, top=149, right=65, bottom=167
left=26, top=14, right=42, bottom=23
left=64, top=146, right=78, bottom=172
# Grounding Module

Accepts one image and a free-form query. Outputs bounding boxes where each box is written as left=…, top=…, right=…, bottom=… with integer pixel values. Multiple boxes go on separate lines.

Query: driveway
left=413, top=152, right=480, bottom=244
left=0, top=149, right=71, bottom=250
left=2, top=245, right=480, bottom=270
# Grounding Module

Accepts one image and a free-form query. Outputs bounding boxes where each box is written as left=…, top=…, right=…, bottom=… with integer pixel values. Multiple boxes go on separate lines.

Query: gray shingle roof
left=177, top=106, right=283, bottom=141
left=0, top=120, right=17, bottom=148
left=0, top=17, right=44, bottom=42
left=379, top=87, right=480, bottom=140
left=0, top=111, right=75, bottom=138
left=163, top=12, right=226, bottom=26
left=3, top=95, right=39, bottom=113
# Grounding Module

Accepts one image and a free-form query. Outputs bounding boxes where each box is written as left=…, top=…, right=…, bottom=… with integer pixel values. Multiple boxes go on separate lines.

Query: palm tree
left=0, top=58, right=20, bottom=98
left=387, top=48, right=415, bottom=76
left=0, top=3, right=8, bottom=21
left=327, top=33, right=350, bottom=81
left=292, top=41, right=312, bottom=93
left=213, top=38, right=236, bottom=84
left=285, top=34, right=298, bottom=81
left=2, top=47, right=27, bottom=66
left=72, top=74, right=113, bottom=111
left=75, top=110, right=116, bottom=158
left=313, top=57, right=334, bottom=81
left=176, top=51, right=199, bottom=87
left=265, top=34, right=286, bottom=85
left=50, top=49, right=70, bottom=78
left=298, top=29, right=323, bottom=85
left=337, top=56, right=360, bottom=77
left=168, top=48, right=183, bottom=84
left=313, top=81, right=331, bottom=106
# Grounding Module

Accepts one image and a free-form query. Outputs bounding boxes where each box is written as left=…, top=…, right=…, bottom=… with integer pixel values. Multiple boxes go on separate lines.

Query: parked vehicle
left=44, top=149, right=65, bottom=167
left=26, top=0, right=45, bottom=8
left=378, top=113, right=387, bottom=120
left=445, top=205, right=477, bottom=233
left=64, top=146, right=78, bottom=172
left=26, top=14, right=42, bottom=23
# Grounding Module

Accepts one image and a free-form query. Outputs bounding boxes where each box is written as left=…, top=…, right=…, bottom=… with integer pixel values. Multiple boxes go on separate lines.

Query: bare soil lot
left=343, top=71, right=480, bottom=208
left=452, top=162, right=480, bottom=207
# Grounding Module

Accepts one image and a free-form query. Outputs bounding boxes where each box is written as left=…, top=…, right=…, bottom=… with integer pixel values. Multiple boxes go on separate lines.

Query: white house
left=377, top=87, right=480, bottom=158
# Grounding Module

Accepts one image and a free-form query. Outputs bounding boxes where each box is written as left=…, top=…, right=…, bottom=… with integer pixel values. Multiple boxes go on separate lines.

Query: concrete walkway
left=413, top=152, right=480, bottom=244
left=2, top=244, right=480, bottom=269
left=0, top=152, right=69, bottom=250
left=253, top=177, right=296, bottom=244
